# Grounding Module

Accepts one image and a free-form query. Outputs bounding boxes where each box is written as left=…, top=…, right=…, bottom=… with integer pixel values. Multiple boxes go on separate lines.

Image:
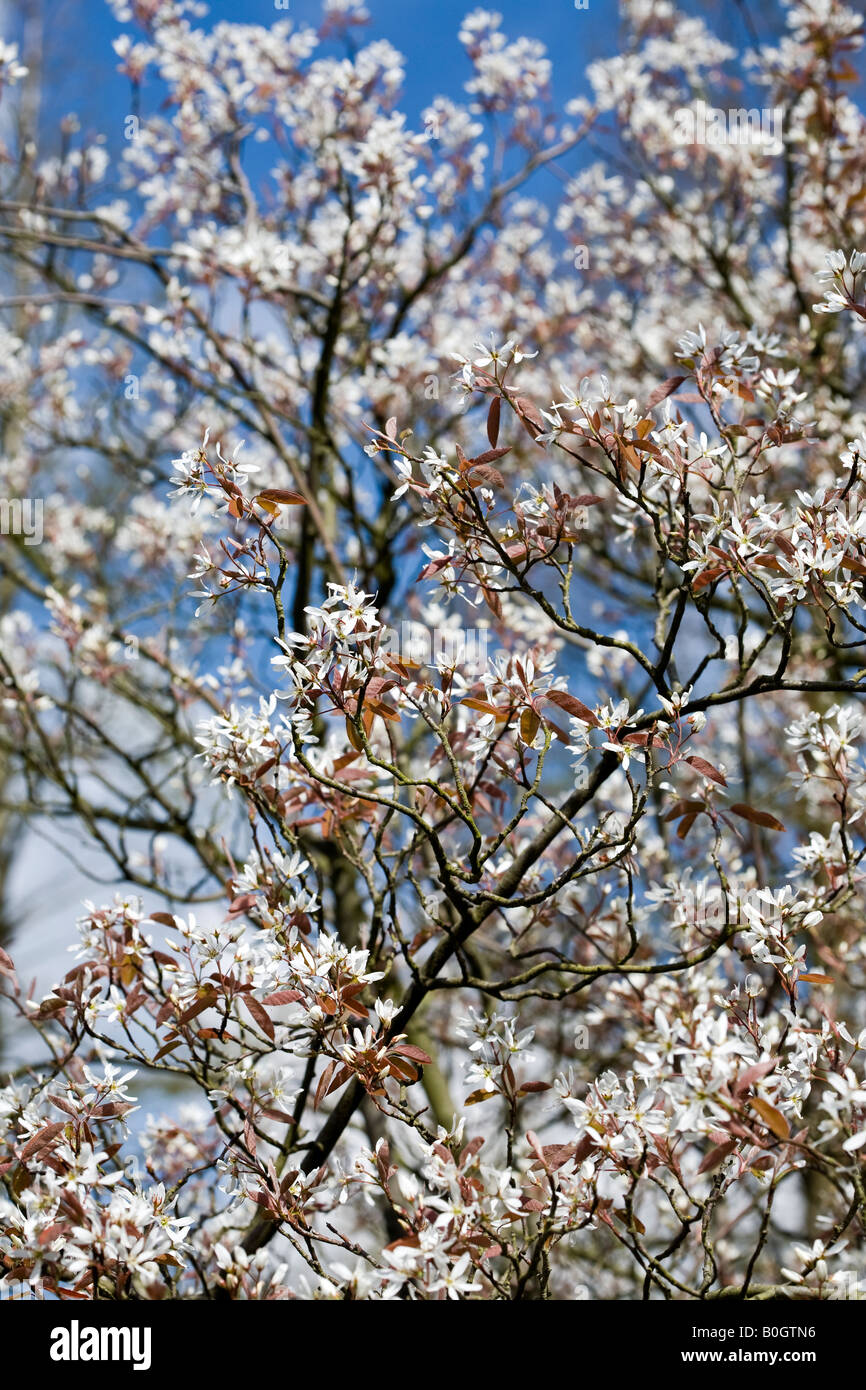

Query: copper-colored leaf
left=543, top=690, right=600, bottom=727
left=261, top=989, right=303, bottom=1006
left=730, top=803, right=785, bottom=832
left=345, top=716, right=365, bottom=753
left=391, top=1042, right=432, bottom=1065
left=256, top=489, right=307, bottom=506
left=748, top=1097, right=790, bottom=1139
left=258, top=1108, right=296, bottom=1127
left=314, top=1060, right=337, bottom=1110
left=513, top=394, right=546, bottom=445
left=646, top=375, right=685, bottom=410
left=697, top=1139, right=737, bottom=1174
left=733, top=1060, right=776, bottom=1097
left=11, top=1165, right=33, bottom=1199
left=243, top=995, right=275, bottom=1041
left=464, top=1088, right=496, bottom=1105
left=520, top=708, right=541, bottom=745
left=20, top=1122, right=64, bottom=1161
left=387, top=1057, right=419, bottom=1084
left=178, top=994, right=216, bottom=1027
left=228, top=892, right=258, bottom=916
left=461, top=697, right=509, bottom=720
left=471, top=447, right=511, bottom=466
left=663, top=798, right=705, bottom=823
left=466, top=463, right=505, bottom=489
left=685, top=755, right=727, bottom=787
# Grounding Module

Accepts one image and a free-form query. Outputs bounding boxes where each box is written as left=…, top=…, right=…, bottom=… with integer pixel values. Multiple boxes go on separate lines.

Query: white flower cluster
left=813, top=248, right=866, bottom=315
left=0, top=1066, right=192, bottom=1298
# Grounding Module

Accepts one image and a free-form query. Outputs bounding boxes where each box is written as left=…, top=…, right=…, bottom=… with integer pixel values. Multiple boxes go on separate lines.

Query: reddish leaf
left=732, top=1059, right=776, bottom=1097
left=685, top=755, right=727, bottom=787
left=698, top=1139, right=737, bottom=1175
left=676, top=811, right=699, bottom=839
left=260, top=1108, right=297, bottom=1125
left=385, top=1235, right=421, bottom=1252
left=38, top=1222, right=68, bottom=1246
left=513, top=395, right=546, bottom=444
left=256, top=489, right=306, bottom=506
left=646, top=375, right=685, bottom=410
left=151, top=950, right=178, bottom=968
left=391, top=1043, right=432, bottom=1065
left=11, top=1165, right=32, bottom=1198
left=314, top=1060, right=337, bottom=1110
left=155, top=1000, right=175, bottom=1028
left=748, top=1097, right=790, bottom=1139
left=261, top=989, right=303, bottom=1006
left=387, top=1058, right=420, bottom=1084
left=621, top=731, right=667, bottom=748
left=243, top=995, right=275, bottom=1042
left=417, top=554, right=453, bottom=581
left=481, top=584, right=502, bottom=619
left=363, top=675, right=397, bottom=700
left=20, top=1123, right=65, bottom=1161
left=48, top=1095, right=80, bottom=1119
left=543, top=690, right=600, bottom=727
left=346, top=716, right=365, bottom=753
left=487, top=396, right=501, bottom=447
left=663, top=798, right=705, bottom=822
left=228, top=892, right=258, bottom=917
left=730, top=803, right=785, bottom=832
left=466, top=463, right=505, bottom=490
left=520, top=708, right=541, bottom=745
left=470, top=447, right=511, bottom=466
left=461, top=697, right=509, bottom=720
left=178, top=994, right=216, bottom=1027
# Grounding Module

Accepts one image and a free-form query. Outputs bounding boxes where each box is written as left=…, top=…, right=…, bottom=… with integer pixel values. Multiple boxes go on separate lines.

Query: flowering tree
left=2, top=0, right=866, bottom=1301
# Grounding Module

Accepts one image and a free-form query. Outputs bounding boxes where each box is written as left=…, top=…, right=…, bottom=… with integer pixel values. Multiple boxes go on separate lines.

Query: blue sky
left=0, top=0, right=793, bottom=1014
left=41, top=0, right=605, bottom=126
left=25, top=0, right=771, bottom=148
